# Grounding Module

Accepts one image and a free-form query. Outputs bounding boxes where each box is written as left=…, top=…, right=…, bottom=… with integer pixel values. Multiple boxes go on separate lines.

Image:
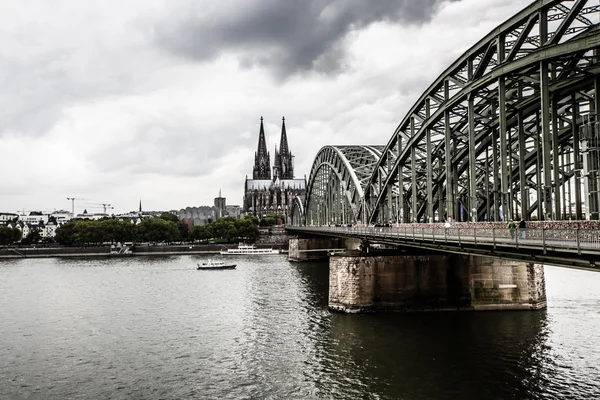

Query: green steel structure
left=303, top=145, right=384, bottom=226
left=298, top=0, right=600, bottom=226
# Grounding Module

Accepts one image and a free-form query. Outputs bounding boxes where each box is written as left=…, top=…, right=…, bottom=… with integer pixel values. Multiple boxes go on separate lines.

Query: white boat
left=219, top=243, right=280, bottom=255
left=110, top=245, right=134, bottom=256
left=197, top=260, right=236, bottom=270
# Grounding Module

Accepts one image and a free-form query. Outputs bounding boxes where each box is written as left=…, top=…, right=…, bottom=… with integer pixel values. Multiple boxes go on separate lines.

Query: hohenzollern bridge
left=287, top=0, right=600, bottom=313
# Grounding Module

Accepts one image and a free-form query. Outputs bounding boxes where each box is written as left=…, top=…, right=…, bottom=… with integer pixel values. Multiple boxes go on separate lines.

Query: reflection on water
left=322, top=311, right=553, bottom=399
left=0, top=257, right=598, bottom=399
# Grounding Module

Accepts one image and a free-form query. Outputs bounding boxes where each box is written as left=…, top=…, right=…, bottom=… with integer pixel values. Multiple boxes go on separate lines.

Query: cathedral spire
left=279, top=116, right=289, bottom=156
left=273, top=116, right=294, bottom=179
left=253, top=116, right=271, bottom=180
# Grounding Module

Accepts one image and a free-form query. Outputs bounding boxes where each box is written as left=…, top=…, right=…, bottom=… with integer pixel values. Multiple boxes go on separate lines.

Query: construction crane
left=86, top=203, right=114, bottom=214
left=66, top=197, right=86, bottom=217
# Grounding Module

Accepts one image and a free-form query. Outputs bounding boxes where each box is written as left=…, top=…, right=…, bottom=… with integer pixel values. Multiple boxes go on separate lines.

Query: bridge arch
left=304, top=145, right=384, bottom=225
left=360, top=0, right=600, bottom=224
left=291, top=196, right=305, bottom=226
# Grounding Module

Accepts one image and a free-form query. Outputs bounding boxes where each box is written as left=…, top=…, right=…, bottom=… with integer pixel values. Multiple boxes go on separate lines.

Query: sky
left=0, top=0, right=532, bottom=215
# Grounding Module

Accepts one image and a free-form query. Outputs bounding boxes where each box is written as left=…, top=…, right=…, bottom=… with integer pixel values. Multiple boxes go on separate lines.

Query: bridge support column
left=328, top=254, right=546, bottom=313
left=288, top=237, right=346, bottom=262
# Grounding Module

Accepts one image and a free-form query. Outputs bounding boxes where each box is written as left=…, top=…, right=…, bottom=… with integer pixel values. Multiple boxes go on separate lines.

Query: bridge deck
left=287, top=226, right=600, bottom=271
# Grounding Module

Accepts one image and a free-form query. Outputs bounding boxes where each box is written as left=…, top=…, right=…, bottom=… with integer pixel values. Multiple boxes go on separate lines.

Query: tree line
left=189, top=216, right=259, bottom=243
left=0, top=214, right=262, bottom=247
left=54, top=217, right=180, bottom=245
left=54, top=214, right=260, bottom=246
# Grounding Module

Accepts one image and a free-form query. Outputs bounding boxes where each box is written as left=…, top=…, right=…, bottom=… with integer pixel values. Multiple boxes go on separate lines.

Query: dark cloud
left=154, top=0, right=459, bottom=78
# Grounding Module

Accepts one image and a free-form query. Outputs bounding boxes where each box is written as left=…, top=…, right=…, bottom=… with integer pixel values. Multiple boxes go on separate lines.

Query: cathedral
left=244, top=117, right=306, bottom=222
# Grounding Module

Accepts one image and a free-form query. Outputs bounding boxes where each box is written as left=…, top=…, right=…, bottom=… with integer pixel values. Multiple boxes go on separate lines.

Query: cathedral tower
left=252, top=117, right=271, bottom=180
left=244, top=116, right=306, bottom=221
left=273, top=117, right=294, bottom=179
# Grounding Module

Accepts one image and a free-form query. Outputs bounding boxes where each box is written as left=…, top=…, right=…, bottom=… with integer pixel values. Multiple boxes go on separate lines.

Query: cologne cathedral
left=243, top=117, right=306, bottom=222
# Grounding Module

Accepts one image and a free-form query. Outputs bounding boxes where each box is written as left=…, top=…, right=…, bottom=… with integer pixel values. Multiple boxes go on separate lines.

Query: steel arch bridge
left=295, top=0, right=600, bottom=226
left=302, top=145, right=384, bottom=226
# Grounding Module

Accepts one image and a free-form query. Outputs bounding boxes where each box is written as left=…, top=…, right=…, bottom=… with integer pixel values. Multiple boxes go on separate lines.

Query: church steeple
left=273, top=116, right=294, bottom=179
left=139, top=199, right=142, bottom=213
left=253, top=117, right=271, bottom=180
left=279, top=116, right=289, bottom=156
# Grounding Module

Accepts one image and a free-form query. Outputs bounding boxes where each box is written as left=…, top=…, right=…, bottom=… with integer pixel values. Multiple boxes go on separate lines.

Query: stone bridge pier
left=328, top=254, right=547, bottom=313
left=288, top=237, right=361, bottom=262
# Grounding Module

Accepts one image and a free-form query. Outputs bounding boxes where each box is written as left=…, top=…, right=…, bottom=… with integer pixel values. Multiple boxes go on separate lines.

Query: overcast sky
left=0, top=0, right=531, bottom=215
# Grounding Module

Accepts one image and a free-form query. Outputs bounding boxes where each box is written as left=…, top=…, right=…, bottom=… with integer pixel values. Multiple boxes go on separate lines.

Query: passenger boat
left=109, top=245, right=134, bottom=257
left=219, top=243, right=280, bottom=255
left=197, top=260, right=236, bottom=270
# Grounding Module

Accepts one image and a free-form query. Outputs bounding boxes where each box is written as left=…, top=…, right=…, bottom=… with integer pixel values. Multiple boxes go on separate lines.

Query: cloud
left=153, top=0, right=459, bottom=78
left=0, top=0, right=531, bottom=214
left=0, top=0, right=169, bottom=138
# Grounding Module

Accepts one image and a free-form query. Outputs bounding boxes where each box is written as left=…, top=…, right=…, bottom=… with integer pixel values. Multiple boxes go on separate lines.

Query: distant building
left=42, top=220, right=59, bottom=239
left=74, top=209, right=106, bottom=221
left=17, top=213, right=49, bottom=225
left=243, top=117, right=306, bottom=222
left=214, top=190, right=226, bottom=219
left=179, top=191, right=241, bottom=227
left=179, top=206, right=217, bottom=227
left=0, top=213, right=19, bottom=224
left=226, top=205, right=241, bottom=219
left=50, top=210, right=72, bottom=223
left=7, top=219, right=61, bottom=240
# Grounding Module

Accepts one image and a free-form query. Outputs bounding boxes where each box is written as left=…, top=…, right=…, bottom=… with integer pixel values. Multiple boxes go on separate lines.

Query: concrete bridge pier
left=329, top=254, right=547, bottom=313
left=288, top=237, right=360, bottom=261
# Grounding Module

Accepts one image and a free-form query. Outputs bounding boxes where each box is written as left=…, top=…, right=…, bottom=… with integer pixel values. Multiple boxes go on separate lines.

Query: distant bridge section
left=303, top=145, right=384, bottom=226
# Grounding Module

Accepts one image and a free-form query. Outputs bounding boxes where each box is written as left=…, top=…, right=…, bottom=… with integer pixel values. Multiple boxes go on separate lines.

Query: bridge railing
left=294, top=226, right=600, bottom=253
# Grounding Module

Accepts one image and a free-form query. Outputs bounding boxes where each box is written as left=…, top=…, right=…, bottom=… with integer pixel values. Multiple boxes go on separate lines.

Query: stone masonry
left=329, top=254, right=547, bottom=313
left=288, top=237, right=345, bottom=261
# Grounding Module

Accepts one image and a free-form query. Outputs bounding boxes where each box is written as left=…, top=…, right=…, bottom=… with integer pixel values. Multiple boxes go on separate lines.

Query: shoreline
left=0, top=244, right=288, bottom=259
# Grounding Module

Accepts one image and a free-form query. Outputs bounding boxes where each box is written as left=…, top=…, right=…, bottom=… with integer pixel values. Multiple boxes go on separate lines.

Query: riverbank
left=0, top=243, right=288, bottom=259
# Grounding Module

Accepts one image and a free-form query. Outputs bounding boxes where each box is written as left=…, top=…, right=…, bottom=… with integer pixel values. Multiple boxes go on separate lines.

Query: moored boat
left=110, top=245, right=134, bottom=256
left=197, top=260, right=236, bottom=270
left=219, top=243, right=280, bottom=255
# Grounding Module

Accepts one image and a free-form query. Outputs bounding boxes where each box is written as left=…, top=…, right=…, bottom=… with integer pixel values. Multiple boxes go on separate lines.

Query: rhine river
left=1, top=255, right=599, bottom=399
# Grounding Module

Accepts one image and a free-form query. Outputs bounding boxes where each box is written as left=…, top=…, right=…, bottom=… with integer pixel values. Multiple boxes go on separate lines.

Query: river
left=0, top=256, right=599, bottom=399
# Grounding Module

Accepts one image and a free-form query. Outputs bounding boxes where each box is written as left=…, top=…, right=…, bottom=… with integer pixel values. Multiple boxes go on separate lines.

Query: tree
left=159, top=212, right=179, bottom=223
left=188, top=216, right=259, bottom=243
left=190, top=224, right=213, bottom=242
left=160, top=213, right=189, bottom=241
left=262, top=213, right=285, bottom=225
left=135, top=218, right=181, bottom=243
left=56, top=219, right=136, bottom=245
left=97, top=219, right=134, bottom=243
left=237, top=217, right=260, bottom=241
left=261, top=217, right=277, bottom=226
left=0, top=226, right=21, bottom=246
left=55, top=221, right=78, bottom=245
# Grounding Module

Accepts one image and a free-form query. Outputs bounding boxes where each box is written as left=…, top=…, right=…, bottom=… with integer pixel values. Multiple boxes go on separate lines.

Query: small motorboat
left=196, top=260, right=236, bottom=270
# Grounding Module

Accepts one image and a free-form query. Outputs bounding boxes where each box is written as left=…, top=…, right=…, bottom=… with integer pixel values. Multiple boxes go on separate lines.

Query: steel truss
left=360, top=0, right=600, bottom=224
left=304, top=145, right=384, bottom=226
left=295, top=0, right=600, bottom=226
